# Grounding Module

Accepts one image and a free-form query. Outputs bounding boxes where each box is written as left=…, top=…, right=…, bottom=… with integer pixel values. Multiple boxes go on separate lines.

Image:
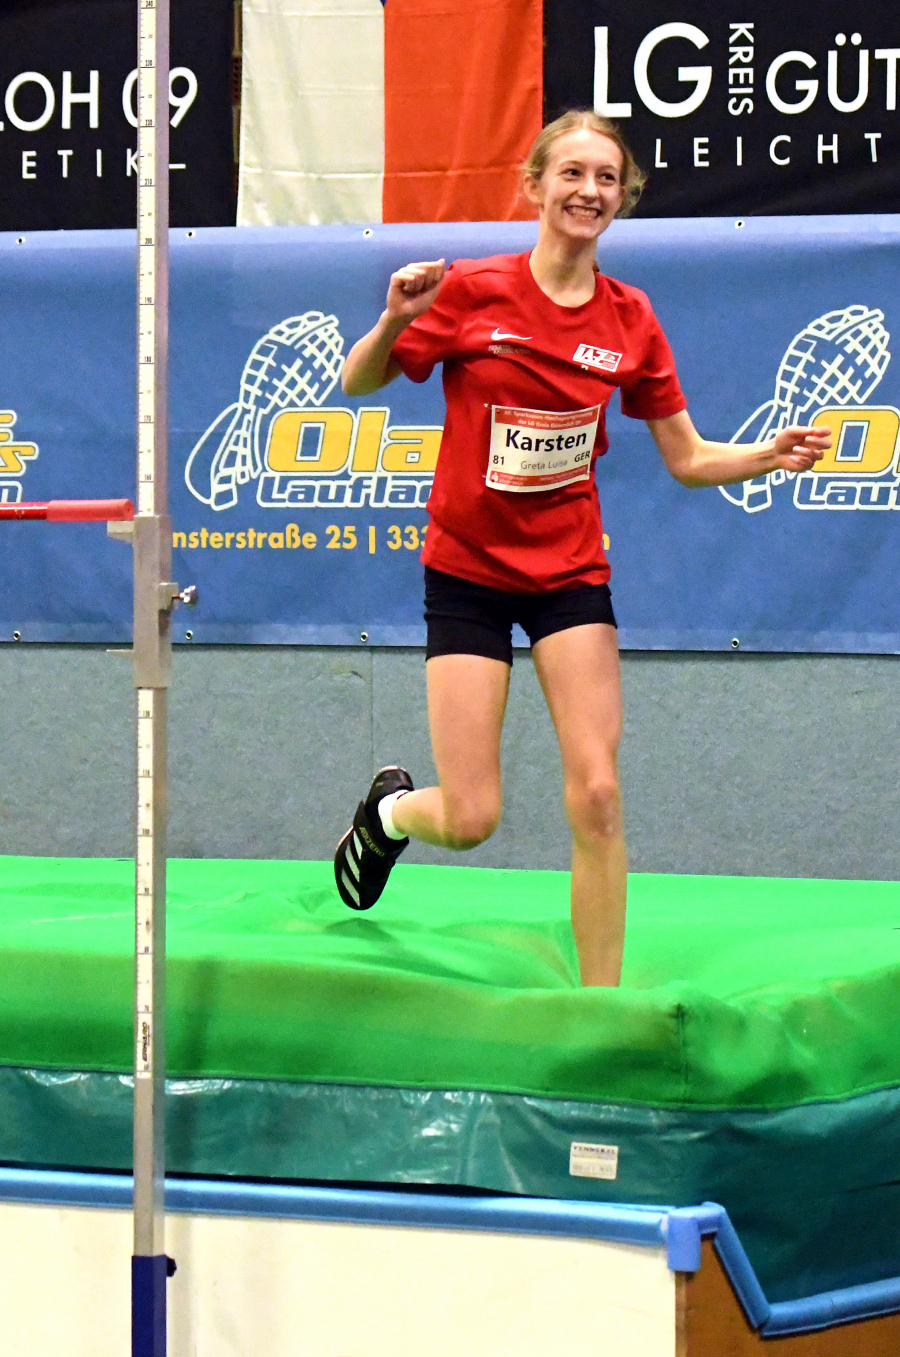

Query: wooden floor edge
left=677, top=1241, right=900, bottom=1355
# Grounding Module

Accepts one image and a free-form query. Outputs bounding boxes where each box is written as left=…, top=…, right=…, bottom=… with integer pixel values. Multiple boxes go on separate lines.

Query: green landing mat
left=1, top=855, right=900, bottom=1109
left=5, top=855, right=900, bottom=1302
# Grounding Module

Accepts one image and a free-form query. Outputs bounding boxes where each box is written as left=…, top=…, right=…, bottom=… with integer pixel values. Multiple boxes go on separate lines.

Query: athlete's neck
left=528, top=237, right=597, bottom=308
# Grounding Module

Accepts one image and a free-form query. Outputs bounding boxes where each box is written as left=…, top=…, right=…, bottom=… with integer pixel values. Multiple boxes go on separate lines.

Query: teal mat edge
left=2, top=1065, right=900, bottom=1304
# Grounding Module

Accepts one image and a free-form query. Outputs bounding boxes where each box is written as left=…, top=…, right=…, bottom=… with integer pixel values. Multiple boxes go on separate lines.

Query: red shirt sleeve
left=619, top=301, right=687, bottom=421
left=389, top=263, right=469, bottom=384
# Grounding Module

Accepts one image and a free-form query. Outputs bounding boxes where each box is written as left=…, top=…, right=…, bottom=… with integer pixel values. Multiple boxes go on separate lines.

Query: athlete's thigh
left=531, top=624, right=622, bottom=777
left=426, top=653, right=510, bottom=799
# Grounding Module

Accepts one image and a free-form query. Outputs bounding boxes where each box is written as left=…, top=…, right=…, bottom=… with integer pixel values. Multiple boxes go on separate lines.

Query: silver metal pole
left=131, top=0, right=176, bottom=1349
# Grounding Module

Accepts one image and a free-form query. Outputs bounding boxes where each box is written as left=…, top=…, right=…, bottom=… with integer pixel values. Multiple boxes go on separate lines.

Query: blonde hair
left=522, top=110, right=646, bottom=217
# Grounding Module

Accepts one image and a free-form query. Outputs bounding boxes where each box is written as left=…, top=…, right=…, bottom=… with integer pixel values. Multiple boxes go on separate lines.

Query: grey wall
left=0, top=644, right=898, bottom=879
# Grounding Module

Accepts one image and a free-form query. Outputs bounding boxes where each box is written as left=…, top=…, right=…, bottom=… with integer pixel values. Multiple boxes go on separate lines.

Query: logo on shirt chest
left=573, top=343, right=622, bottom=372
left=490, top=327, right=533, bottom=342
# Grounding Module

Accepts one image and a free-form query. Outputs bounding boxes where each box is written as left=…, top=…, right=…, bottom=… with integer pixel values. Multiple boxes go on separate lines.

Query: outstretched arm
left=342, top=259, right=446, bottom=397
left=647, top=409, right=831, bottom=488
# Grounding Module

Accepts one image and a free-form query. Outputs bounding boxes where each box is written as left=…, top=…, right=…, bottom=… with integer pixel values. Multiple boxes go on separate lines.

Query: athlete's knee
left=441, top=795, right=501, bottom=850
left=565, top=771, right=622, bottom=840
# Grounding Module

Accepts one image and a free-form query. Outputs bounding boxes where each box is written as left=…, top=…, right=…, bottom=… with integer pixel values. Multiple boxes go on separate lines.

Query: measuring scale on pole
left=129, top=0, right=196, bottom=1349
left=0, top=0, right=194, bottom=1346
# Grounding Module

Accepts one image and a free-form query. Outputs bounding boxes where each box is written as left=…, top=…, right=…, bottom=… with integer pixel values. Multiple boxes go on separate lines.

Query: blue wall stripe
left=1, top=1167, right=899, bottom=1337
left=0, top=1166, right=667, bottom=1244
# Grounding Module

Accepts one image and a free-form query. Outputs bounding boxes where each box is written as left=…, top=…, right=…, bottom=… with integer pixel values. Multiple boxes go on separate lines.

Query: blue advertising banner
left=0, top=217, right=898, bottom=650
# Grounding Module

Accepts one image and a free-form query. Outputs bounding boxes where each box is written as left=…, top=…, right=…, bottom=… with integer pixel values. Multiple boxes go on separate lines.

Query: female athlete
left=333, top=110, right=829, bottom=987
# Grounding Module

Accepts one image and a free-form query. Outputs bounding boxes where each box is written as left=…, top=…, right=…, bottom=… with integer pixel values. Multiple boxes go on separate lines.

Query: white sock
left=378, top=789, right=409, bottom=841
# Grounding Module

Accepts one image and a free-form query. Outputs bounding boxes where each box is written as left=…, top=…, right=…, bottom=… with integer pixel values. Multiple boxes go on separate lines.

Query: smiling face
left=524, top=128, right=627, bottom=245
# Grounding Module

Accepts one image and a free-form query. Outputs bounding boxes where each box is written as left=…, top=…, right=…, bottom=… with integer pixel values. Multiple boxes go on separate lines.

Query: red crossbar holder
left=0, top=498, right=135, bottom=522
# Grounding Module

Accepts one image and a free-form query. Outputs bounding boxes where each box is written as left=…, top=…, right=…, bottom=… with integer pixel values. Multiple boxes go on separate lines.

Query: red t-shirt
left=390, top=251, right=686, bottom=593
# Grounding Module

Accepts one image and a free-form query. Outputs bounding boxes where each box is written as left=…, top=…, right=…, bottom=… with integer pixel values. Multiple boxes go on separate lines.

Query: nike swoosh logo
left=491, top=328, right=532, bottom=342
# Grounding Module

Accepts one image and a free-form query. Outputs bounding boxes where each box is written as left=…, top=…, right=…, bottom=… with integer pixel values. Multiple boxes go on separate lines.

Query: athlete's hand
left=770, top=424, right=831, bottom=472
left=385, top=260, right=446, bottom=322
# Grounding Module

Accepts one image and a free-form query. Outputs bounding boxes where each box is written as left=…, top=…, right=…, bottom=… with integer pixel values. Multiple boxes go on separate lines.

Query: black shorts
left=424, top=566, right=617, bottom=665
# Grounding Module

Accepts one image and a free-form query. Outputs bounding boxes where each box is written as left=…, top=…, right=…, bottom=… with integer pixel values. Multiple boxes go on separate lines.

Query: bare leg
left=392, top=654, right=510, bottom=850
left=532, top=624, right=626, bottom=987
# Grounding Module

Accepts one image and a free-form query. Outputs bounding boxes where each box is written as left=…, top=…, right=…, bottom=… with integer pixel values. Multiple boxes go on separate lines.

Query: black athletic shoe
left=334, top=766, right=414, bottom=911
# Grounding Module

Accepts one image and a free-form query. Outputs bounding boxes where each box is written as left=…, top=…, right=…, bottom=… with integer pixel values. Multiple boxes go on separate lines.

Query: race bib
left=486, top=405, right=600, bottom=493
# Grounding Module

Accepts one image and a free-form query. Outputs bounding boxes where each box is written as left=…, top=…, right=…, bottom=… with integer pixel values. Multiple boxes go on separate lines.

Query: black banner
left=0, top=0, right=236, bottom=230
left=544, top=1, right=900, bottom=216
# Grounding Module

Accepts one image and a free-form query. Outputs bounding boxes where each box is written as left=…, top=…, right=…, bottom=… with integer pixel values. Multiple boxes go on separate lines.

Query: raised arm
left=647, top=409, right=831, bottom=488
left=342, top=259, right=446, bottom=397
